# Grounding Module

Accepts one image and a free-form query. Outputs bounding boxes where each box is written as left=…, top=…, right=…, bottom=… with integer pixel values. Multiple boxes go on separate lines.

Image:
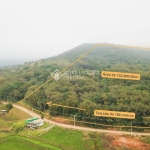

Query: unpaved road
left=13, top=104, right=150, bottom=136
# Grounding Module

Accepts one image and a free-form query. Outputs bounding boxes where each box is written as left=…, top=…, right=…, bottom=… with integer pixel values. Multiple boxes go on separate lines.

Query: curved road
left=13, top=104, right=150, bottom=136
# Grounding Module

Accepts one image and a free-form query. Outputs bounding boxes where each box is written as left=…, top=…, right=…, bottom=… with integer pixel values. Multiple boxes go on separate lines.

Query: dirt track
left=13, top=104, right=150, bottom=136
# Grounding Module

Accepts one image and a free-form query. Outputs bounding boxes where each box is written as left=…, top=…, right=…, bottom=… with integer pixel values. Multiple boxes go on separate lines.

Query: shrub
left=5, top=103, right=13, bottom=112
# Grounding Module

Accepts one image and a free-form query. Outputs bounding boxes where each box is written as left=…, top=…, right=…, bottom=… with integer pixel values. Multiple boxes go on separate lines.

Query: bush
left=41, top=114, right=44, bottom=120
left=12, top=121, right=25, bottom=132
left=5, top=103, right=13, bottom=112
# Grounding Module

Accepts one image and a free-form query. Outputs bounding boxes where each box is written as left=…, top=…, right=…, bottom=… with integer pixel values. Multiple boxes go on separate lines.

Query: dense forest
left=0, top=43, right=150, bottom=126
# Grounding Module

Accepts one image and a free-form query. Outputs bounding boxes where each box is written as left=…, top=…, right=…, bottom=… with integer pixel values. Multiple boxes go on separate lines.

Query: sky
left=0, top=0, right=150, bottom=66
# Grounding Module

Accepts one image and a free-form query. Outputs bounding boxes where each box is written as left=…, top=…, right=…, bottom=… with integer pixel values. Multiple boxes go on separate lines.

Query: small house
left=26, top=118, right=44, bottom=129
left=1, top=110, right=7, bottom=114
left=25, top=117, right=39, bottom=125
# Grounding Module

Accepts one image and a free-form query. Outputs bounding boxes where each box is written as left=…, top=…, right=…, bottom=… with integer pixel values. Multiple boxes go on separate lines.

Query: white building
left=32, top=119, right=44, bottom=126
left=26, top=119, right=44, bottom=129
left=1, top=110, right=7, bottom=114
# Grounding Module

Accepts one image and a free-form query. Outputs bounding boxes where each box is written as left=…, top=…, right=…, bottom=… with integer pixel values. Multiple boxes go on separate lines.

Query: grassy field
left=0, top=103, right=32, bottom=132
left=0, top=127, right=104, bottom=150
left=0, top=103, right=112, bottom=150
left=0, top=103, right=61, bottom=150
left=0, top=135, right=61, bottom=150
left=39, top=126, right=104, bottom=150
left=0, top=104, right=31, bottom=121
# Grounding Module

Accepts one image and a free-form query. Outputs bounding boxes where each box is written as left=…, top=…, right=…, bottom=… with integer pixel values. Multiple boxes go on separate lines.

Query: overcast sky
left=0, top=0, right=150, bottom=66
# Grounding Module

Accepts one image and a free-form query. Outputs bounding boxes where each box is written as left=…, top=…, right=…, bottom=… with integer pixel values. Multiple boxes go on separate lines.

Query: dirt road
left=13, top=104, right=150, bottom=136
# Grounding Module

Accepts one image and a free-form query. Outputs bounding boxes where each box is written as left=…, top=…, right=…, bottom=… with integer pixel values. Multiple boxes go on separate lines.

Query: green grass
left=19, top=128, right=42, bottom=137
left=0, top=103, right=6, bottom=110
left=38, top=122, right=51, bottom=129
left=144, top=136, right=150, bottom=144
left=0, top=118, right=10, bottom=128
left=0, top=105, right=31, bottom=132
left=0, top=132, right=11, bottom=139
left=0, top=107, right=31, bottom=121
left=0, top=135, right=61, bottom=150
left=39, top=126, right=104, bottom=150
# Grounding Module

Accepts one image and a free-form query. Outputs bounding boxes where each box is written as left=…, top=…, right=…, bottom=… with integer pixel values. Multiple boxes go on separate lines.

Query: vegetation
left=0, top=104, right=104, bottom=150
left=0, top=104, right=30, bottom=132
left=39, top=126, right=104, bottom=150
left=0, top=44, right=150, bottom=127
left=5, top=103, right=13, bottom=112
left=41, top=113, right=44, bottom=120
left=0, top=126, right=104, bottom=150
left=0, top=136, right=60, bottom=150
left=0, top=103, right=149, bottom=150
left=0, top=105, right=31, bottom=121
left=0, top=103, right=60, bottom=150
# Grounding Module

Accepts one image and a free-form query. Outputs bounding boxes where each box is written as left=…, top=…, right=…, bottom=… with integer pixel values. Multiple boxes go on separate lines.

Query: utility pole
left=95, top=117, right=97, bottom=128
left=131, top=122, right=132, bottom=136
left=7, top=96, right=9, bottom=103
left=28, top=101, right=30, bottom=115
left=74, top=115, right=76, bottom=126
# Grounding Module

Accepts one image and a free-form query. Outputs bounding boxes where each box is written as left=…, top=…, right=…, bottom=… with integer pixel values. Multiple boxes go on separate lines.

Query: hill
left=0, top=43, right=150, bottom=126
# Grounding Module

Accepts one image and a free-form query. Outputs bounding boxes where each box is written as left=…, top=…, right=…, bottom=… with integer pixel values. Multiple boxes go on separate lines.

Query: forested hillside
left=0, top=43, right=150, bottom=125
